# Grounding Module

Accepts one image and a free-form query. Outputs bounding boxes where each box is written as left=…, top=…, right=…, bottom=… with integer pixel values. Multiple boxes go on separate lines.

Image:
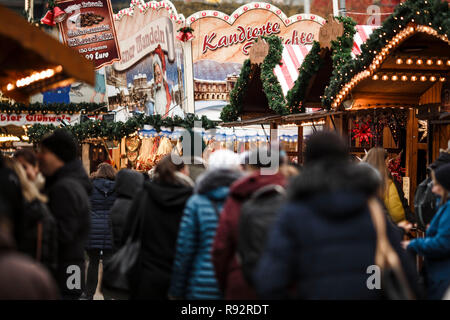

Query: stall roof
left=333, top=25, right=450, bottom=109
left=275, top=25, right=377, bottom=96
left=0, top=5, right=95, bottom=102
left=220, top=110, right=343, bottom=127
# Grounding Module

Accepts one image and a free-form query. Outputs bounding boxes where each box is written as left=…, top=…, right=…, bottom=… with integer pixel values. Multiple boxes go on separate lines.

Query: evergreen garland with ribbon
left=261, top=35, right=288, bottom=115
left=0, top=102, right=108, bottom=115
left=286, top=16, right=357, bottom=112
left=322, top=0, right=450, bottom=109
left=286, top=41, right=322, bottom=113
left=220, top=36, right=287, bottom=122
left=28, top=113, right=218, bottom=144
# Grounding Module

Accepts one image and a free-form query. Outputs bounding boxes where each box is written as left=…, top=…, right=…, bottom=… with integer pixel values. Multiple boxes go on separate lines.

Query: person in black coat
left=123, top=154, right=194, bottom=299
left=37, top=129, right=92, bottom=300
left=110, top=169, right=144, bottom=252
left=82, top=163, right=117, bottom=300
left=254, top=131, right=420, bottom=300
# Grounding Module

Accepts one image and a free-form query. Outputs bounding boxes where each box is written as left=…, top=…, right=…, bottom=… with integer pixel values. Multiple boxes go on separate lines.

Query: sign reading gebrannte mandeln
left=187, top=2, right=325, bottom=118
left=57, top=0, right=121, bottom=69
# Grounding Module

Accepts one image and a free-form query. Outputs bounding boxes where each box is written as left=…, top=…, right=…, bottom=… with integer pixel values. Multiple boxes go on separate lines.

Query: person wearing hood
left=82, top=163, right=117, bottom=300
left=404, top=163, right=450, bottom=300
left=253, top=131, right=419, bottom=300
left=169, top=150, right=243, bottom=300
left=110, top=169, right=144, bottom=252
left=37, top=129, right=92, bottom=300
left=123, top=154, right=194, bottom=299
left=212, top=146, right=286, bottom=300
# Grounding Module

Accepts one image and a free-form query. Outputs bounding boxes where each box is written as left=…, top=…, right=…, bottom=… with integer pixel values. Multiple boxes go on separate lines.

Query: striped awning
left=275, top=25, right=378, bottom=96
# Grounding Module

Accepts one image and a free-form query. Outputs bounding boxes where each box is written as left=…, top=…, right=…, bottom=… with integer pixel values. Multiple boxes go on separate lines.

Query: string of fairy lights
left=332, top=24, right=450, bottom=109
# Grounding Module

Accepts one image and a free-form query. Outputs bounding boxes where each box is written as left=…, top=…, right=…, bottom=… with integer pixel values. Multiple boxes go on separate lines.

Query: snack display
left=80, top=12, right=104, bottom=27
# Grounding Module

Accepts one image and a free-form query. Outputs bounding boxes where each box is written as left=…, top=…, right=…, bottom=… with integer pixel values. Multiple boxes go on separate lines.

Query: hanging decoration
left=27, top=113, right=218, bottom=144
left=40, top=0, right=67, bottom=26
left=352, top=118, right=373, bottom=145
left=388, top=153, right=406, bottom=184
left=176, top=26, right=194, bottom=42
left=418, top=120, right=428, bottom=142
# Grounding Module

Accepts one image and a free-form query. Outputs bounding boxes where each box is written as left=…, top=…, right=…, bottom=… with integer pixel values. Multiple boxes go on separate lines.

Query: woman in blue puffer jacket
left=169, top=150, right=243, bottom=300
left=405, top=163, right=450, bottom=300
left=83, top=163, right=117, bottom=300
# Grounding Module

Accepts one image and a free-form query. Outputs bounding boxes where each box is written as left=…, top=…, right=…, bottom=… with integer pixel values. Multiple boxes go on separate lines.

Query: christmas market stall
left=324, top=0, right=450, bottom=202
left=219, top=15, right=374, bottom=162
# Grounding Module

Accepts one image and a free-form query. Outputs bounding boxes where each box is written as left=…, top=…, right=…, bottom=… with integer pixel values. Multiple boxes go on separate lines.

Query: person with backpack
left=253, top=131, right=420, bottom=300
left=404, top=163, right=450, bottom=300
left=414, top=146, right=450, bottom=230
left=211, top=146, right=286, bottom=300
left=82, top=163, right=117, bottom=300
left=168, top=150, right=243, bottom=300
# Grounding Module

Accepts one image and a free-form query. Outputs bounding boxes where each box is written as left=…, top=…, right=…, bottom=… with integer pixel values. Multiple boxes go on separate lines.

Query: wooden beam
left=298, top=125, right=303, bottom=164
left=405, top=109, right=419, bottom=206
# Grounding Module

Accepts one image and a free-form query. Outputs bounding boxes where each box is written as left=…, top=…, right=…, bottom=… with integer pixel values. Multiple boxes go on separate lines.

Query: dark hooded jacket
left=254, top=161, right=420, bottom=300
left=212, top=171, right=286, bottom=300
left=86, top=178, right=116, bottom=250
left=123, top=174, right=193, bottom=299
left=110, top=169, right=144, bottom=251
left=169, top=169, right=243, bottom=299
left=44, top=159, right=92, bottom=298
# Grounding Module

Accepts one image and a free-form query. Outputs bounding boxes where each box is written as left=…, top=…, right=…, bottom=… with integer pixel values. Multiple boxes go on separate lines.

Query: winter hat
left=207, top=149, right=241, bottom=170
left=429, top=151, right=450, bottom=171
left=40, top=128, right=78, bottom=163
left=434, top=163, right=450, bottom=191
left=304, top=131, right=349, bottom=165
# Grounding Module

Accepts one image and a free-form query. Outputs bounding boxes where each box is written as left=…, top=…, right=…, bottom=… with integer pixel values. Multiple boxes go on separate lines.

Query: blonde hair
left=363, top=148, right=389, bottom=198
left=94, top=163, right=116, bottom=180
left=3, top=157, right=47, bottom=203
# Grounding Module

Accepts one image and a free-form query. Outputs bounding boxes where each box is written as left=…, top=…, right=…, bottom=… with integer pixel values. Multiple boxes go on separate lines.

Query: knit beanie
left=429, top=151, right=450, bottom=171
left=435, top=163, right=450, bottom=191
left=40, top=128, right=78, bottom=163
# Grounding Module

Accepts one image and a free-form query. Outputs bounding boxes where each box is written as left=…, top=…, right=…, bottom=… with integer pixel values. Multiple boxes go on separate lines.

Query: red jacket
left=212, top=171, right=286, bottom=299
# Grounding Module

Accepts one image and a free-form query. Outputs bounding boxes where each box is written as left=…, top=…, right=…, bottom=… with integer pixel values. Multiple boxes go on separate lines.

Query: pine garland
left=261, top=36, right=288, bottom=115
left=28, top=113, right=218, bottom=144
left=286, top=16, right=357, bottom=112
left=0, top=102, right=108, bottom=115
left=220, top=36, right=287, bottom=122
left=322, top=0, right=450, bottom=109
left=286, top=41, right=322, bottom=113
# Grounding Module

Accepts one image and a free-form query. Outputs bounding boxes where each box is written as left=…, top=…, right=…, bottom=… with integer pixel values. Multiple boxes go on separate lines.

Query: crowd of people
left=0, top=128, right=449, bottom=300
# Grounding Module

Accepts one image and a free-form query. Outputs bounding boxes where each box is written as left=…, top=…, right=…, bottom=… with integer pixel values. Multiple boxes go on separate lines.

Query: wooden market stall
left=327, top=1, right=450, bottom=202
left=219, top=16, right=357, bottom=162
